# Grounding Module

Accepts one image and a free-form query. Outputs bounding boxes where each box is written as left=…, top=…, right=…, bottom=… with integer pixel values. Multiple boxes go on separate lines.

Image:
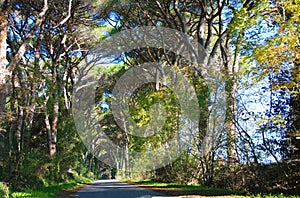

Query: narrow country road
left=76, top=180, right=174, bottom=198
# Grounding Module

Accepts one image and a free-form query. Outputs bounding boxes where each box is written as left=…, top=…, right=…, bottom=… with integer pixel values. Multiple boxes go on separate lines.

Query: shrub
left=0, top=182, right=10, bottom=198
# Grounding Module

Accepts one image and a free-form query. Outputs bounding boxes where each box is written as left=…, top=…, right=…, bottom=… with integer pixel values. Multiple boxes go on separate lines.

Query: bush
left=86, top=172, right=94, bottom=178
left=0, top=182, right=10, bottom=198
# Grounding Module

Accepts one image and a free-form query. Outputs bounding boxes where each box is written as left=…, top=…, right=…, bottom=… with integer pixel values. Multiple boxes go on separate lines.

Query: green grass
left=256, top=194, right=300, bottom=198
left=11, top=178, right=93, bottom=198
left=128, top=180, right=300, bottom=197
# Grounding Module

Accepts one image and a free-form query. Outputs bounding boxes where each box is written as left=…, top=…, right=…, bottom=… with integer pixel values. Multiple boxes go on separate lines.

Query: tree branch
left=7, top=0, right=48, bottom=73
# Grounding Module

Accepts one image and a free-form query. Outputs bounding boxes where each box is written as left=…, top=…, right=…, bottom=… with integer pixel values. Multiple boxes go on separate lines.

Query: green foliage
left=129, top=179, right=235, bottom=196
left=129, top=84, right=180, bottom=150
left=13, top=150, right=48, bottom=189
left=252, top=0, right=300, bottom=94
left=11, top=178, right=92, bottom=198
left=1, top=0, right=300, bottom=197
left=249, top=0, right=300, bottom=159
left=257, top=193, right=300, bottom=198
left=1, top=116, right=95, bottom=191
left=0, top=182, right=9, bottom=198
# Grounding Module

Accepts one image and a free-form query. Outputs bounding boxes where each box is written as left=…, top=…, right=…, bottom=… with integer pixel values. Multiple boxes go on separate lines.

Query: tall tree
left=0, top=0, right=48, bottom=121
left=0, top=0, right=101, bottom=188
left=96, top=0, right=268, bottom=167
left=253, top=0, right=300, bottom=159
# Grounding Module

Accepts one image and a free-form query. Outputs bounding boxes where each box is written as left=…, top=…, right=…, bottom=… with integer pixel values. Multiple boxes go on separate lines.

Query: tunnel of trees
left=0, top=0, right=299, bottom=195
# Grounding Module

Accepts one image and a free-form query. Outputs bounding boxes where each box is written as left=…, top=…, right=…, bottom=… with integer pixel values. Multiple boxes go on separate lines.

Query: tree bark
left=223, top=35, right=241, bottom=165
left=15, top=106, right=24, bottom=152
left=225, top=77, right=238, bottom=164
left=124, top=134, right=130, bottom=178
left=49, top=98, right=59, bottom=157
left=0, top=7, right=8, bottom=120
left=51, top=61, right=59, bottom=156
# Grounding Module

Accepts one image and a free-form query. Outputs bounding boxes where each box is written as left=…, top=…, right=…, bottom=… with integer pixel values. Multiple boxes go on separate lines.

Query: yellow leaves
left=254, top=0, right=299, bottom=68
left=254, top=44, right=292, bottom=67
left=133, top=108, right=151, bottom=126
left=296, top=51, right=300, bottom=60
left=129, top=85, right=179, bottom=137
left=149, top=90, right=165, bottom=99
left=257, top=114, right=287, bottom=129
left=250, top=0, right=300, bottom=96
left=278, top=0, right=300, bottom=38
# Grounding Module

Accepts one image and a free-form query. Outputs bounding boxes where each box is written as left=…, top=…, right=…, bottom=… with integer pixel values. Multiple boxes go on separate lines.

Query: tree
left=0, top=0, right=48, bottom=120
left=96, top=0, right=270, bottom=169
left=253, top=0, right=300, bottom=159
left=0, top=0, right=104, bottom=188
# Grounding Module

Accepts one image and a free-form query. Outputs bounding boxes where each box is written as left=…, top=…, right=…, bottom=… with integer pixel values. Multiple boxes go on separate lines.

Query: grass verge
left=125, top=179, right=239, bottom=197
left=125, top=179, right=300, bottom=198
left=11, top=178, right=93, bottom=198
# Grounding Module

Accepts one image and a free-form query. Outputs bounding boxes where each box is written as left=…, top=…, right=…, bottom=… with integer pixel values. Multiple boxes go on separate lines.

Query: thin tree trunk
left=44, top=94, right=57, bottom=157
left=88, top=154, right=94, bottom=171
left=46, top=101, right=58, bottom=158
left=124, top=137, right=130, bottom=178
left=45, top=109, right=53, bottom=155
left=225, top=78, right=238, bottom=164
left=224, top=37, right=240, bottom=165
left=50, top=63, right=59, bottom=157
left=45, top=62, right=59, bottom=158
left=49, top=99, right=58, bottom=157
left=15, top=106, right=24, bottom=152
left=24, top=104, right=35, bottom=150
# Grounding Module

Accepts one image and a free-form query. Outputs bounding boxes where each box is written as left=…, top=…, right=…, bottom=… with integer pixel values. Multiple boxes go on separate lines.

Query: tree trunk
left=224, top=37, right=241, bottom=165
left=124, top=137, right=130, bottom=178
left=45, top=100, right=58, bottom=158
left=225, top=77, right=238, bottom=164
left=50, top=98, right=59, bottom=157
left=45, top=64, right=59, bottom=157
left=0, top=8, right=8, bottom=120
left=45, top=109, right=54, bottom=156
left=45, top=101, right=58, bottom=157
left=88, top=154, right=93, bottom=172
left=15, top=106, right=24, bottom=152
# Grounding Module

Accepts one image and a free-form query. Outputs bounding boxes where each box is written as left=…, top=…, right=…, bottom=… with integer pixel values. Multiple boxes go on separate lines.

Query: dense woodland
left=0, top=0, right=299, bottom=195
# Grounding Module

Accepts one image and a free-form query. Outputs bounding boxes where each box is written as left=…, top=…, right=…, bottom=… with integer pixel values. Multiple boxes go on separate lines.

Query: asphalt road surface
left=76, top=180, right=175, bottom=198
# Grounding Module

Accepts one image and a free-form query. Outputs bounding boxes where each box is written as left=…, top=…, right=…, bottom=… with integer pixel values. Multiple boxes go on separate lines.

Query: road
left=76, top=180, right=175, bottom=198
